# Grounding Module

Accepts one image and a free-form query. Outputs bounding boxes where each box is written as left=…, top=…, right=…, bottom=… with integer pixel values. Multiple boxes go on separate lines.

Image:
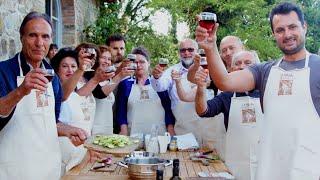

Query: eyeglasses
left=179, top=48, right=195, bottom=53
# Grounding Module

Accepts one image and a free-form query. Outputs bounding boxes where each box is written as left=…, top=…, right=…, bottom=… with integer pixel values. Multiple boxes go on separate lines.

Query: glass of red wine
left=43, top=68, right=55, bottom=96
left=200, top=56, right=210, bottom=82
left=159, top=58, right=169, bottom=69
left=105, top=65, right=116, bottom=85
left=85, top=48, right=97, bottom=71
left=199, top=12, right=217, bottom=42
left=127, top=54, right=137, bottom=81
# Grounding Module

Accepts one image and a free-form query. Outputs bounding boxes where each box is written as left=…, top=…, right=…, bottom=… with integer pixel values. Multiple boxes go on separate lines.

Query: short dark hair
left=106, top=34, right=126, bottom=46
left=49, top=43, right=58, bottom=51
left=50, top=47, right=78, bottom=74
left=131, top=46, right=150, bottom=62
left=269, top=2, right=304, bottom=32
left=19, top=11, right=52, bottom=36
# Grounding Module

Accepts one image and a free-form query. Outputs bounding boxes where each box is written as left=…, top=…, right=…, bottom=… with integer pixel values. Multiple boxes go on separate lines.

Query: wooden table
left=62, top=151, right=229, bottom=180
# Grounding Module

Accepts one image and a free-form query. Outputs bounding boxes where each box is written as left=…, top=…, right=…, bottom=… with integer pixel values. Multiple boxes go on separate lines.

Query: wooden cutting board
left=84, top=135, right=140, bottom=157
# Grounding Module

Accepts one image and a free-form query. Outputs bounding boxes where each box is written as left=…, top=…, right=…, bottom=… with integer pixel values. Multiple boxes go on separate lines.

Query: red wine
left=159, top=63, right=167, bottom=68
left=45, top=75, right=54, bottom=82
left=199, top=20, right=215, bottom=31
left=106, top=69, right=115, bottom=73
left=201, top=64, right=208, bottom=70
left=88, top=53, right=96, bottom=60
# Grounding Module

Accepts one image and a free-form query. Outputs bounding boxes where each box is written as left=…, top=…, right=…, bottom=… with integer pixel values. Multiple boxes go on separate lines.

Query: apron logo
left=36, top=91, right=48, bottom=107
left=241, top=103, right=256, bottom=124
left=278, top=73, right=294, bottom=96
left=140, top=89, right=150, bottom=100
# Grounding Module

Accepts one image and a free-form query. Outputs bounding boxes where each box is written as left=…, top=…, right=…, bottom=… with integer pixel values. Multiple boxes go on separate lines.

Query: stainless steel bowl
left=118, top=156, right=172, bottom=180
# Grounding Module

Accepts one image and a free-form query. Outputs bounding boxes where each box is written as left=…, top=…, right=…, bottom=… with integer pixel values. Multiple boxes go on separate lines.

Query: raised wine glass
left=200, top=56, right=210, bottom=82
left=43, top=68, right=55, bottom=96
left=158, top=58, right=169, bottom=69
left=127, top=54, right=137, bottom=81
left=105, top=65, right=116, bottom=85
left=85, top=48, right=97, bottom=71
left=199, top=12, right=217, bottom=42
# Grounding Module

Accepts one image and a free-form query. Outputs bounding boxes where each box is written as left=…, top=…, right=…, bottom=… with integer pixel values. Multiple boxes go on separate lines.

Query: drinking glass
left=198, top=49, right=206, bottom=58
left=43, top=68, right=55, bottom=96
left=199, top=12, right=217, bottom=42
left=158, top=58, right=169, bottom=69
left=85, top=48, right=97, bottom=71
left=105, top=65, right=116, bottom=85
left=127, top=54, right=137, bottom=81
left=199, top=12, right=217, bottom=32
left=200, top=56, right=210, bottom=82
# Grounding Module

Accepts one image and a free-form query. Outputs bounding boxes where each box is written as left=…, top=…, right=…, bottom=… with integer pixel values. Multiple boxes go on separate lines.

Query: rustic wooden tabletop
left=62, top=150, right=229, bottom=180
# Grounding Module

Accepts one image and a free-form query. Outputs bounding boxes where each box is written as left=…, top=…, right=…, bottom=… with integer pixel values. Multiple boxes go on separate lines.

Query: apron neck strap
left=276, top=51, right=310, bottom=68
left=18, top=53, right=24, bottom=77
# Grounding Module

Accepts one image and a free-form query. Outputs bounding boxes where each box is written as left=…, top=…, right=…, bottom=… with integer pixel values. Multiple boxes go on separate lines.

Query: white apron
left=92, top=92, right=115, bottom=135
left=0, top=54, right=61, bottom=180
left=173, top=77, right=226, bottom=156
left=225, top=94, right=263, bottom=180
left=59, top=84, right=96, bottom=173
left=127, top=82, right=166, bottom=135
left=256, top=53, right=320, bottom=180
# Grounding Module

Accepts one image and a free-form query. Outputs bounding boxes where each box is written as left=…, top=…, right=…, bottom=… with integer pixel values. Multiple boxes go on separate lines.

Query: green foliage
left=83, top=0, right=320, bottom=66
left=83, top=0, right=179, bottom=67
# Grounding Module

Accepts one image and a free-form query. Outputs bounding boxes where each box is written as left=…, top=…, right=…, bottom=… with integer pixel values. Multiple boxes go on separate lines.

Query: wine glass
left=158, top=58, right=169, bottom=69
left=200, top=57, right=210, bottom=82
left=105, top=65, right=116, bottom=85
left=127, top=54, right=137, bottom=81
left=43, top=68, right=55, bottom=96
left=199, top=12, right=217, bottom=42
left=85, top=48, right=97, bottom=71
left=198, top=49, right=206, bottom=58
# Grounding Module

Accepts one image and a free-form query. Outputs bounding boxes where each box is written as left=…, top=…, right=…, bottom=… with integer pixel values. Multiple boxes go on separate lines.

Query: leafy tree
left=83, top=0, right=179, bottom=66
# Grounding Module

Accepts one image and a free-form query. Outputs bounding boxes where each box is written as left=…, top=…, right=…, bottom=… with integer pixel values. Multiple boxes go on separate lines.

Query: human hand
left=116, top=66, right=135, bottom=80
left=194, top=69, right=208, bottom=87
left=66, top=126, right=88, bottom=146
left=78, top=48, right=93, bottom=71
left=171, top=69, right=182, bottom=82
left=88, top=150, right=106, bottom=163
left=195, top=15, right=219, bottom=51
left=152, top=64, right=164, bottom=79
left=19, top=68, right=49, bottom=95
left=93, top=67, right=115, bottom=82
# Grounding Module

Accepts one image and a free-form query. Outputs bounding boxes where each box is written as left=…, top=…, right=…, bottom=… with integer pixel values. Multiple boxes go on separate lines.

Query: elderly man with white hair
left=151, top=38, right=198, bottom=135
left=194, top=50, right=263, bottom=180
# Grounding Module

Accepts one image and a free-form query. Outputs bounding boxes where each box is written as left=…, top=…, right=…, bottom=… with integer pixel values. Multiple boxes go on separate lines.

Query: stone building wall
left=0, top=0, right=99, bottom=61
left=0, top=0, right=45, bottom=60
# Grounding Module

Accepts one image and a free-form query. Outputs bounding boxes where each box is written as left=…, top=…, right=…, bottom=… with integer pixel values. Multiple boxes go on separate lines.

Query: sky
left=150, top=10, right=190, bottom=41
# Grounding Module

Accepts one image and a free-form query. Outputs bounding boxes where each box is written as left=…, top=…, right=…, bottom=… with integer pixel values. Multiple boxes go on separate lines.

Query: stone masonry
left=0, top=0, right=98, bottom=61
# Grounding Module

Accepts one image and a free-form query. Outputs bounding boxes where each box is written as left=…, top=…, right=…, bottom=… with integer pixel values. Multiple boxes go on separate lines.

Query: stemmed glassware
left=43, top=68, right=55, bottom=97
left=199, top=12, right=217, bottom=42
left=158, top=58, right=169, bottom=69
left=84, top=48, right=97, bottom=71
left=105, top=65, right=116, bottom=85
left=127, top=54, right=137, bottom=81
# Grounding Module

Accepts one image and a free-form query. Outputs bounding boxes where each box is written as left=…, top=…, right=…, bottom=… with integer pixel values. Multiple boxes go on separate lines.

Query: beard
left=181, top=57, right=194, bottom=69
left=278, top=37, right=305, bottom=55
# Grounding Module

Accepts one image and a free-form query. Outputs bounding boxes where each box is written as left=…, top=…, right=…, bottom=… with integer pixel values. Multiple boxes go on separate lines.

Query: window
left=46, top=0, right=62, bottom=47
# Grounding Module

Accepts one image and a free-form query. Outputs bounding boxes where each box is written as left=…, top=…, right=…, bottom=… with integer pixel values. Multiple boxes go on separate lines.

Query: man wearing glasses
left=151, top=38, right=198, bottom=135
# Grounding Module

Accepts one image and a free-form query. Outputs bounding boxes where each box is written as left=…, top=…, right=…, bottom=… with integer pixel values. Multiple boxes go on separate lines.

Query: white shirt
left=150, top=62, right=189, bottom=108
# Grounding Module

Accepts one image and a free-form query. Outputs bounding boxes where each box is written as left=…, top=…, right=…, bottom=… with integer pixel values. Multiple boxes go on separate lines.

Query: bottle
left=146, top=125, right=159, bottom=154
left=169, top=136, right=177, bottom=151
left=170, top=159, right=182, bottom=180
left=156, top=169, right=164, bottom=180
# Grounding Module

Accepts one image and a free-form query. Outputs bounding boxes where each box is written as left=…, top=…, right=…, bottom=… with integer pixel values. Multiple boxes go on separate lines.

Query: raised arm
left=195, top=23, right=255, bottom=92
left=172, top=70, right=196, bottom=102
left=0, top=68, right=47, bottom=116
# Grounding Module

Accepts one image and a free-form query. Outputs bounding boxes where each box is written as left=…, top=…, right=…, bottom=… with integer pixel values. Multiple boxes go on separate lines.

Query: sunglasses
left=179, top=48, right=195, bottom=53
